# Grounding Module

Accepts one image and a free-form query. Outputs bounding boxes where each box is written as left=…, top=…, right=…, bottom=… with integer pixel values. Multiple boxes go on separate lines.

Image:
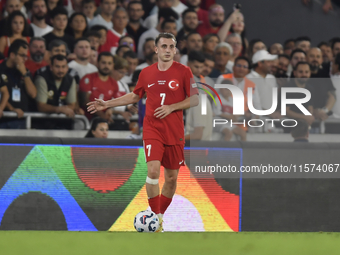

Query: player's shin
left=146, top=177, right=160, bottom=214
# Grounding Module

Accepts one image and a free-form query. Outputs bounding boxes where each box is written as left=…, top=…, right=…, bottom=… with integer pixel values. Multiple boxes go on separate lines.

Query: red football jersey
left=79, top=72, right=119, bottom=101
left=133, top=61, right=199, bottom=145
left=79, top=72, right=119, bottom=119
left=98, top=29, right=127, bottom=54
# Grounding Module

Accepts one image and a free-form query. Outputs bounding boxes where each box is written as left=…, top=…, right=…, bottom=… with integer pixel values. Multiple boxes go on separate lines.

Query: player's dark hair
left=290, top=48, right=306, bottom=59
left=127, top=0, right=143, bottom=10
left=234, top=56, right=251, bottom=68
left=50, top=54, right=68, bottom=65
left=182, top=8, right=197, bottom=19
left=278, top=54, right=290, bottom=61
left=82, top=0, right=95, bottom=6
left=90, top=25, right=108, bottom=32
left=123, top=50, right=137, bottom=59
left=295, top=36, right=311, bottom=44
left=294, top=61, right=310, bottom=71
left=291, top=119, right=309, bottom=139
left=85, top=117, right=109, bottom=138
left=161, top=18, right=176, bottom=30
left=188, top=50, right=205, bottom=63
left=8, top=39, right=28, bottom=56
left=203, top=53, right=214, bottom=62
left=155, top=33, right=177, bottom=46
left=50, top=6, right=68, bottom=19
left=98, top=51, right=114, bottom=62
left=7, top=11, right=30, bottom=37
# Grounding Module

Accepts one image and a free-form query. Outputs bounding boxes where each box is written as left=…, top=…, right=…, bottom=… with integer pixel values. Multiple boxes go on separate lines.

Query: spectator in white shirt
left=89, top=0, right=117, bottom=29
left=68, top=37, right=98, bottom=79
left=246, top=50, right=280, bottom=116
left=30, top=0, right=53, bottom=37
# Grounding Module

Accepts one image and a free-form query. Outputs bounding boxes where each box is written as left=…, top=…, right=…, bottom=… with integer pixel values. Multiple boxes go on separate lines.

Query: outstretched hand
left=87, top=98, right=107, bottom=114
left=154, top=105, right=173, bottom=119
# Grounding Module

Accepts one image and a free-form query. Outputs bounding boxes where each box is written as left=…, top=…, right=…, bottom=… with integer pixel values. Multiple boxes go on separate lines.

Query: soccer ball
left=134, top=210, right=160, bottom=232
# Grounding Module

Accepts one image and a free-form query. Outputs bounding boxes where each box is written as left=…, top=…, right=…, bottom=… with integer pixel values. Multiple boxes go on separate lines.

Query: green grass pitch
left=1, top=232, right=339, bottom=255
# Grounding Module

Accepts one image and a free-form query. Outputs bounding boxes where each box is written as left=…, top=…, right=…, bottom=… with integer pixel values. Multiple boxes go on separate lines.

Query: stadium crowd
left=0, top=0, right=339, bottom=141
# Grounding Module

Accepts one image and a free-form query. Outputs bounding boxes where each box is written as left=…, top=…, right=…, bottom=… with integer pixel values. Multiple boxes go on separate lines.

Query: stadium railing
left=2, top=112, right=90, bottom=130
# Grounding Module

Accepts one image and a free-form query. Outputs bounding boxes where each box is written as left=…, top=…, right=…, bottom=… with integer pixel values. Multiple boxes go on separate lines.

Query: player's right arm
left=87, top=92, right=141, bottom=114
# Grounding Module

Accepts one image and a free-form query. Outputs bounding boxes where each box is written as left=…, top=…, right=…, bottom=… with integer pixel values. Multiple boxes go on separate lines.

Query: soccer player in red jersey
left=87, top=32, right=199, bottom=231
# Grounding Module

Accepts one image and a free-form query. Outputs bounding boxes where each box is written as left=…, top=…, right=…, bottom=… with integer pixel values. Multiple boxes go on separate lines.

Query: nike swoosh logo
left=179, top=160, right=184, bottom=164
left=148, top=83, right=155, bottom=88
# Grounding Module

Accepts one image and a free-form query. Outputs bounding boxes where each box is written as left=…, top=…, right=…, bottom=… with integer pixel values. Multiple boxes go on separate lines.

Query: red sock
left=148, top=195, right=160, bottom=214
left=160, top=194, right=172, bottom=214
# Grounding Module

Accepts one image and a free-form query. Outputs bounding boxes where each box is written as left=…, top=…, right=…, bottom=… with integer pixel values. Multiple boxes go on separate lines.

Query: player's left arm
left=154, top=94, right=199, bottom=119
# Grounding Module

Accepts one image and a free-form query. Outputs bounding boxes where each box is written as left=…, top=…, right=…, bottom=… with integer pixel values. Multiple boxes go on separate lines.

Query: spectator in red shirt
left=25, top=37, right=48, bottom=76
left=196, top=4, right=224, bottom=38
left=185, top=0, right=208, bottom=25
left=79, top=51, right=118, bottom=122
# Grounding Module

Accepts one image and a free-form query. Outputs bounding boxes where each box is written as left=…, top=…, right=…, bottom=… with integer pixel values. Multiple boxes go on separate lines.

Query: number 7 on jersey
left=160, top=93, right=166, bottom=105
left=146, top=144, right=151, bottom=157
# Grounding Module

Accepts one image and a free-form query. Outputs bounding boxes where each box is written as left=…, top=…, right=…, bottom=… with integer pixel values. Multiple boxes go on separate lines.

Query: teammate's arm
left=87, top=92, right=141, bottom=114
left=154, top=94, right=199, bottom=119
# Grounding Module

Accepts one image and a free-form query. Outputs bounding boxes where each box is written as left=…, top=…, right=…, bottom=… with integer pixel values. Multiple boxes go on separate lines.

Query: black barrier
left=0, top=137, right=340, bottom=231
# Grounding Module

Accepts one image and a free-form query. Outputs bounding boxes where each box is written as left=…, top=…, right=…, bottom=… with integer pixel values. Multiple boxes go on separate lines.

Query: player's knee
left=147, top=168, right=159, bottom=179
left=165, top=174, right=177, bottom=184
